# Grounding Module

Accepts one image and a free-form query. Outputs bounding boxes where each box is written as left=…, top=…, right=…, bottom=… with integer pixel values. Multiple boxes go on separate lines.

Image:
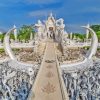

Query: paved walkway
left=29, top=41, right=68, bottom=100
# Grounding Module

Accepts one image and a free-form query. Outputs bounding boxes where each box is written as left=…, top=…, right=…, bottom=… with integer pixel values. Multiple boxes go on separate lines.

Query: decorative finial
left=13, top=24, right=16, bottom=28
left=50, top=12, right=53, bottom=17
left=38, top=20, right=42, bottom=24
left=87, top=23, right=90, bottom=27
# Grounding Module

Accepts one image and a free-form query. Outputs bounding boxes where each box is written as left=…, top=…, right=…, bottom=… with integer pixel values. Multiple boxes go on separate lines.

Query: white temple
left=0, top=13, right=100, bottom=100
left=35, top=13, right=65, bottom=43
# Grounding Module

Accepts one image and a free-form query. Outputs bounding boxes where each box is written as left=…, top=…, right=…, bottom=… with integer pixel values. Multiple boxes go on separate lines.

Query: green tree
left=18, top=25, right=35, bottom=42
left=0, top=33, right=6, bottom=43
left=74, top=33, right=85, bottom=42
left=10, top=33, right=15, bottom=40
left=91, top=25, right=100, bottom=42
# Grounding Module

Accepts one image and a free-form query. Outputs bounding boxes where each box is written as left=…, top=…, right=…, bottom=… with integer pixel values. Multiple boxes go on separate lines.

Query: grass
left=0, top=48, right=20, bottom=54
left=0, top=48, right=5, bottom=53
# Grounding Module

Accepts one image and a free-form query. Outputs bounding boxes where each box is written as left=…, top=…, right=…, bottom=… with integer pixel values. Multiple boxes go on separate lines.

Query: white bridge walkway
left=29, top=40, right=69, bottom=100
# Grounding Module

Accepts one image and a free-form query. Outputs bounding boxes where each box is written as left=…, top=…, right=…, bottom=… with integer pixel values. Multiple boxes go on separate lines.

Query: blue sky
left=0, top=0, right=100, bottom=32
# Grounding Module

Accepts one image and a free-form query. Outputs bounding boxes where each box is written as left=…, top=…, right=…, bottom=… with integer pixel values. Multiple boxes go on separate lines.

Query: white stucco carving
left=35, top=13, right=65, bottom=43
left=4, top=28, right=16, bottom=60
left=61, top=26, right=98, bottom=72
left=3, top=28, right=37, bottom=75
left=83, top=26, right=98, bottom=59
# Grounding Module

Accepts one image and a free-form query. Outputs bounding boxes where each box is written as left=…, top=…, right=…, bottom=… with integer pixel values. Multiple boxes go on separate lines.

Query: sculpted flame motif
left=42, top=82, right=56, bottom=94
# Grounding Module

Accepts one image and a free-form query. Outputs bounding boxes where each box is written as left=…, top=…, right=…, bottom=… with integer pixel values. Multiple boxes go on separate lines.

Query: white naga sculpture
left=3, top=25, right=98, bottom=74
left=61, top=26, right=98, bottom=72
left=3, top=28, right=36, bottom=76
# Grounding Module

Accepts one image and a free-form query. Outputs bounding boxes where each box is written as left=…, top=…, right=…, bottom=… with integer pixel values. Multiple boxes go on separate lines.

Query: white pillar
left=13, top=25, right=17, bottom=42
left=86, top=24, right=90, bottom=39
left=30, top=32, right=33, bottom=40
left=70, top=32, right=73, bottom=39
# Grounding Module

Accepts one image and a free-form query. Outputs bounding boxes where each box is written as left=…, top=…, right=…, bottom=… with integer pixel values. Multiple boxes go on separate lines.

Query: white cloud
left=27, top=0, right=61, bottom=4
left=0, top=0, right=24, bottom=7
left=29, top=10, right=52, bottom=17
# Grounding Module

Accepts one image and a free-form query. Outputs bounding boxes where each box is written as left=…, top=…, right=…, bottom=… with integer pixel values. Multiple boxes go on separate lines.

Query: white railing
left=63, top=42, right=100, bottom=48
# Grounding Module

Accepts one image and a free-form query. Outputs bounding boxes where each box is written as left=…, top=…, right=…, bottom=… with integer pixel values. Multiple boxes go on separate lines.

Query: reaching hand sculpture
left=61, top=26, right=98, bottom=72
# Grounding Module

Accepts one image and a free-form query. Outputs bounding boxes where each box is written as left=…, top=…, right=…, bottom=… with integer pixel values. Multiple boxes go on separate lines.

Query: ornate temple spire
left=50, top=12, right=53, bottom=17
left=38, top=20, right=42, bottom=24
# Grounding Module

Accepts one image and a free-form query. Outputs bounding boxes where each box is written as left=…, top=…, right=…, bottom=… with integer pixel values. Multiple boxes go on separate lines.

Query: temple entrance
left=47, top=27, right=55, bottom=39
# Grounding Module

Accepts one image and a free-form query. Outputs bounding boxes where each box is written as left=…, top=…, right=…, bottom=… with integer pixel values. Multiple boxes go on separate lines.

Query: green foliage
left=96, top=31, right=100, bottom=41
left=0, top=25, right=36, bottom=42
left=0, top=33, right=5, bottom=43
left=73, top=25, right=100, bottom=42
left=91, top=25, right=100, bottom=42
left=0, top=48, right=5, bottom=53
left=91, top=25, right=100, bottom=32
left=73, top=33, right=85, bottom=42
left=0, top=48, right=20, bottom=53
left=10, top=33, right=15, bottom=40
left=18, top=25, right=35, bottom=42
left=0, top=48, right=4, bottom=53
left=83, top=46, right=90, bottom=50
left=83, top=46, right=100, bottom=51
